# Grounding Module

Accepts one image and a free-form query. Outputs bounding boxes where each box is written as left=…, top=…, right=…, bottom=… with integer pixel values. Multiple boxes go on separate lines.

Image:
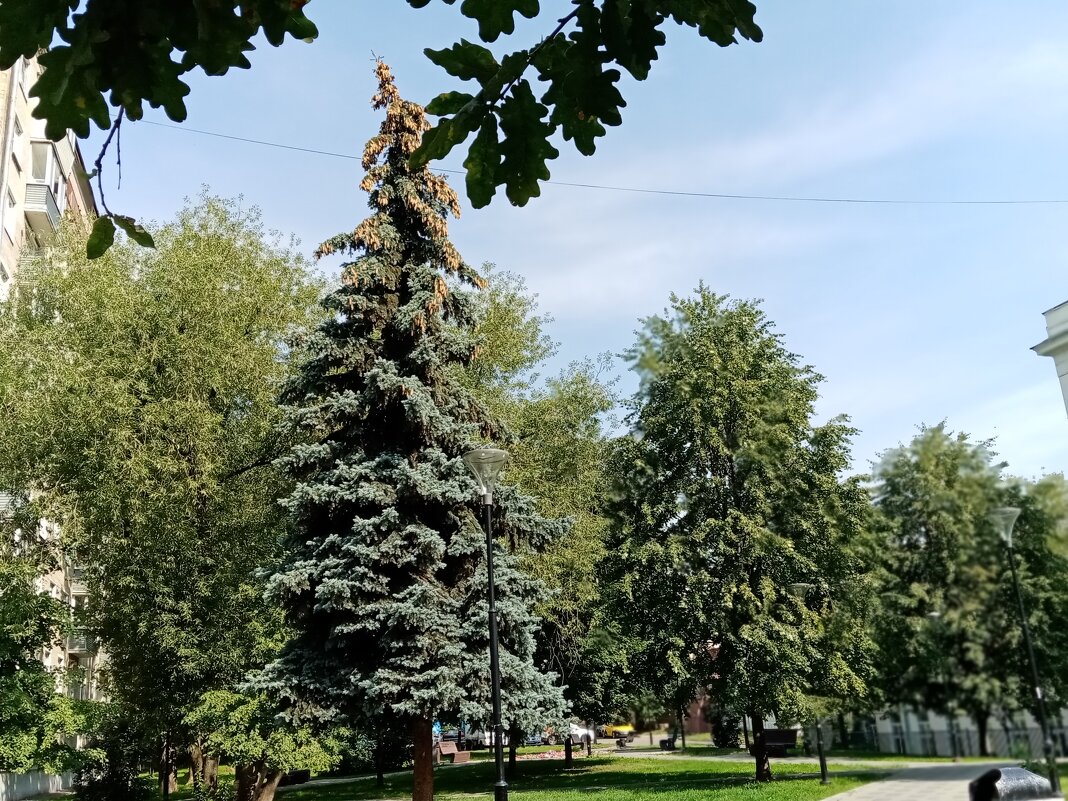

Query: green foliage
left=873, top=426, right=1068, bottom=735
left=259, top=64, right=565, bottom=766
left=74, top=704, right=156, bottom=801
left=1, top=2, right=761, bottom=210
left=602, top=286, right=877, bottom=771
left=1, top=1, right=317, bottom=141
left=0, top=550, right=76, bottom=772
left=0, top=192, right=322, bottom=755
left=413, top=0, right=763, bottom=206
left=459, top=268, right=625, bottom=722
left=186, top=691, right=338, bottom=777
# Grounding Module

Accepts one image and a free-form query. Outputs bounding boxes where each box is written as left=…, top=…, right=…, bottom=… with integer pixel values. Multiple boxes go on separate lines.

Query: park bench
left=437, top=741, right=471, bottom=764
left=748, top=729, right=798, bottom=758
left=659, top=734, right=678, bottom=751
left=278, top=769, right=311, bottom=787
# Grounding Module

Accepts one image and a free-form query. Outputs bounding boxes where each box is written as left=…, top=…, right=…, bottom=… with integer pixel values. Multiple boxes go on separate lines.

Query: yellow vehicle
left=600, top=723, right=636, bottom=739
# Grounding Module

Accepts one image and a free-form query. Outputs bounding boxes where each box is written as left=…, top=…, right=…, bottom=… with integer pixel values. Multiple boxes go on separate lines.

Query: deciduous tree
left=0, top=194, right=322, bottom=786
left=602, top=286, right=876, bottom=780
left=873, top=426, right=1068, bottom=755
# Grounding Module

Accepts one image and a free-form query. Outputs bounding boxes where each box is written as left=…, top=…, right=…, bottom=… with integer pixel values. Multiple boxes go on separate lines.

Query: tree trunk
left=564, top=736, right=573, bottom=769
left=253, top=771, right=283, bottom=801
left=160, top=737, right=177, bottom=798
left=411, top=716, right=434, bottom=801
left=189, top=742, right=204, bottom=788
left=742, top=715, right=750, bottom=749
left=508, top=723, right=520, bottom=776
left=975, top=709, right=990, bottom=757
left=205, top=755, right=220, bottom=792
left=375, top=731, right=384, bottom=787
left=836, top=713, right=849, bottom=750
left=750, top=713, right=771, bottom=782
left=236, top=764, right=258, bottom=801
left=678, top=708, right=687, bottom=750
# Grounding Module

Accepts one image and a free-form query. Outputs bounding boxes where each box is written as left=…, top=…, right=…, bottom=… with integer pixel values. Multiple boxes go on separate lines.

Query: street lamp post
left=463, top=447, right=511, bottom=801
left=990, top=506, right=1061, bottom=796
left=787, top=583, right=829, bottom=785
left=925, top=612, right=960, bottom=762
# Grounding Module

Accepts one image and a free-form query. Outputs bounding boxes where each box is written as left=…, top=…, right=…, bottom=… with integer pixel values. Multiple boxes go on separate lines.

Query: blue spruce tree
left=259, top=62, right=566, bottom=801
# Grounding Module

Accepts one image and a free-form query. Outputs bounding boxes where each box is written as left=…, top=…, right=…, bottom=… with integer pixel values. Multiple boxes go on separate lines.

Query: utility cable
left=137, top=119, right=1068, bottom=206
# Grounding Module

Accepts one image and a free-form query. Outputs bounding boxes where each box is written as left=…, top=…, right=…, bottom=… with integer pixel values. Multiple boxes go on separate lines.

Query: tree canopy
left=257, top=63, right=565, bottom=801
left=0, top=193, right=324, bottom=787
left=872, top=425, right=1068, bottom=754
left=601, top=286, right=877, bottom=779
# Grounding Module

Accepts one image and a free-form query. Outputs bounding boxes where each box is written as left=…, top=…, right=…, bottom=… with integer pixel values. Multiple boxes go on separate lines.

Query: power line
left=137, top=119, right=1068, bottom=207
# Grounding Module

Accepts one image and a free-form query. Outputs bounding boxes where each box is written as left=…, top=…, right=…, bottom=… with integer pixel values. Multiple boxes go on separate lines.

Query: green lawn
left=279, top=757, right=884, bottom=801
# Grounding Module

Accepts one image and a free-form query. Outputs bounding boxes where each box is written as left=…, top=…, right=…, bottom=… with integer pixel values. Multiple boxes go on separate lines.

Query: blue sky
left=88, top=1, right=1068, bottom=477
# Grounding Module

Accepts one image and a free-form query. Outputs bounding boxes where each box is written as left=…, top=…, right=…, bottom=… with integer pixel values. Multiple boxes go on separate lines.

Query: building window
left=17, top=58, right=30, bottom=98
left=31, top=141, right=49, bottom=182
left=4, top=189, right=16, bottom=243
left=11, top=152, right=20, bottom=175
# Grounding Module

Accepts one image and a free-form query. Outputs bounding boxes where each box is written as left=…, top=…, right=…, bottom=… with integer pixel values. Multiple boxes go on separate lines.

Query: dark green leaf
left=113, top=215, right=156, bottom=249
left=425, top=40, right=499, bottom=82
left=497, top=80, right=558, bottom=205
left=601, top=0, right=666, bottom=80
left=464, top=116, right=500, bottom=208
left=410, top=104, right=485, bottom=168
left=458, top=0, right=540, bottom=42
left=425, top=91, right=475, bottom=117
left=286, top=15, right=319, bottom=43
left=86, top=216, right=116, bottom=260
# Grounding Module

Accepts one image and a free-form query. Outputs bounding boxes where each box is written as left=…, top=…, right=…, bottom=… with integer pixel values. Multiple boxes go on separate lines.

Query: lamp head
left=788, top=582, right=814, bottom=598
left=989, top=507, right=1021, bottom=548
left=462, top=447, right=510, bottom=503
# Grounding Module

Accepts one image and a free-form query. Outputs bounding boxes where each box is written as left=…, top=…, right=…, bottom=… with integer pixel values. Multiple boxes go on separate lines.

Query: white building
left=0, top=55, right=102, bottom=704
left=0, top=55, right=97, bottom=296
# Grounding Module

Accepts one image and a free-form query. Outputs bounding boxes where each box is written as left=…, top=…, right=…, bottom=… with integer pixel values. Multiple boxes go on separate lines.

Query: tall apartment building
left=0, top=54, right=102, bottom=705
left=0, top=55, right=97, bottom=295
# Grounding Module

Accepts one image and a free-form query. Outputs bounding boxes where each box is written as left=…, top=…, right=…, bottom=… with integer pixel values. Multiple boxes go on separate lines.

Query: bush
left=702, top=705, right=741, bottom=749
left=73, top=750, right=154, bottom=801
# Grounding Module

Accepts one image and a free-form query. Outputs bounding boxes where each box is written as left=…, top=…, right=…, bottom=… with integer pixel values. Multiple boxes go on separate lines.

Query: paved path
left=824, top=761, right=1018, bottom=801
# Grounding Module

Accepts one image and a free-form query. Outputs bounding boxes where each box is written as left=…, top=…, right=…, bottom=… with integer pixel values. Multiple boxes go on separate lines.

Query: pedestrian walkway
left=824, top=761, right=1017, bottom=801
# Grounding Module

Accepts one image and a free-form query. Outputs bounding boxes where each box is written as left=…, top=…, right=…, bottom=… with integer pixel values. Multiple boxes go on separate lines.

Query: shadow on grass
left=281, top=758, right=872, bottom=801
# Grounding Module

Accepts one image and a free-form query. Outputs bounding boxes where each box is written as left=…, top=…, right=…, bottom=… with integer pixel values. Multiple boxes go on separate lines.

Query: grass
left=279, top=757, right=884, bottom=801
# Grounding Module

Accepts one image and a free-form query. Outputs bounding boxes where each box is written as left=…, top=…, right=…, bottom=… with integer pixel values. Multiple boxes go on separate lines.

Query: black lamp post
left=990, top=506, right=1061, bottom=796
left=925, top=611, right=960, bottom=762
left=788, top=582, right=829, bottom=785
left=464, top=447, right=511, bottom=801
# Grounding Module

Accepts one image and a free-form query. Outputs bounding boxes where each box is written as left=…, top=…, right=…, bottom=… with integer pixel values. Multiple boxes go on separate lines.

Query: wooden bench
left=659, top=735, right=678, bottom=751
left=748, top=729, right=798, bottom=758
left=437, top=741, right=471, bottom=764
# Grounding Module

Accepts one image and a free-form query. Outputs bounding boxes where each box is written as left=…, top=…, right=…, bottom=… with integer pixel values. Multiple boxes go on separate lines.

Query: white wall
left=0, top=771, right=73, bottom=801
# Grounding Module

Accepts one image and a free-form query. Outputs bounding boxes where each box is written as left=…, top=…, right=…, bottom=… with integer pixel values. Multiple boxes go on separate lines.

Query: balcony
left=66, top=632, right=97, bottom=654
left=69, top=565, right=88, bottom=596
left=25, top=182, right=60, bottom=237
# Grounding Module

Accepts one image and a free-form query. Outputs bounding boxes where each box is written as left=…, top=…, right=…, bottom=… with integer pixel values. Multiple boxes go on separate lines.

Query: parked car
left=569, top=722, right=595, bottom=745
left=466, top=727, right=509, bottom=748
left=600, top=723, right=636, bottom=740
left=540, top=722, right=595, bottom=746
